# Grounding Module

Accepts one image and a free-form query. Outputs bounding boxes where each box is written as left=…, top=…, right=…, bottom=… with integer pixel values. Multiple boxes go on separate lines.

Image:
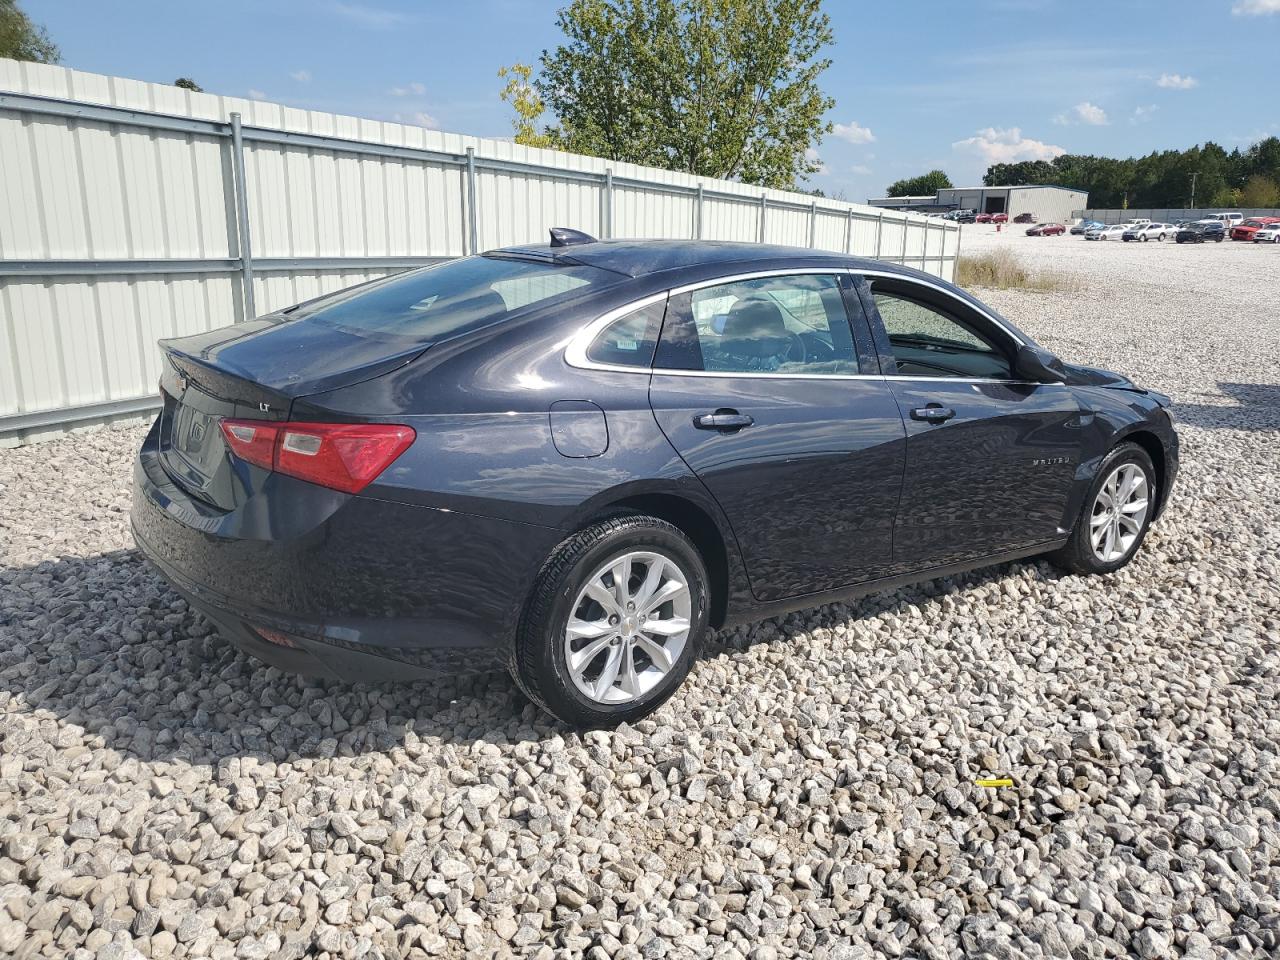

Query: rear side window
left=296, top=256, right=619, bottom=342
left=656, top=274, right=860, bottom=375
left=586, top=300, right=666, bottom=367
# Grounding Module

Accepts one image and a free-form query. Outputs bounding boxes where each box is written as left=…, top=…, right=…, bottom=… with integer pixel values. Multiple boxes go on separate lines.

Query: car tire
left=1048, top=442, right=1157, bottom=576
left=511, top=514, right=710, bottom=728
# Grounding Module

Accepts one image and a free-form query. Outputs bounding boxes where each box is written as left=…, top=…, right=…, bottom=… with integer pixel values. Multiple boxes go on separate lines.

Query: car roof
left=486, top=238, right=921, bottom=281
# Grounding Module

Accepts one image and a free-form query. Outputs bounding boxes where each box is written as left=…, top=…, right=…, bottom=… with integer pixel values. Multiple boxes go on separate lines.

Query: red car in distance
left=1027, top=222, right=1066, bottom=236
left=975, top=213, right=993, bottom=223
left=991, top=213, right=1009, bottom=223
left=1230, top=216, right=1280, bottom=241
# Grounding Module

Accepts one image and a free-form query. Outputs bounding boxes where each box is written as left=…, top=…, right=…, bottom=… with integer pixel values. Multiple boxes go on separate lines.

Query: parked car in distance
left=1230, top=216, right=1280, bottom=241
left=1086, top=224, right=1129, bottom=241
left=129, top=232, right=1180, bottom=726
left=1071, top=220, right=1104, bottom=235
left=1176, top=222, right=1226, bottom=243
left=1123, top=223, right=1176, bottom=242
left=1122, top=218, right=1152, bottom=227
left=991, top=213, right=1009, bottom=224
left=1253, top=223, right=1280, bottom=243
left=1013, top=213, right=1036, bottom=224
left=1200, top=212, right=1244, bottom=232
left=975, top=213, right=993, bottom=223
left=1026, top=222, right=1066, bottom=236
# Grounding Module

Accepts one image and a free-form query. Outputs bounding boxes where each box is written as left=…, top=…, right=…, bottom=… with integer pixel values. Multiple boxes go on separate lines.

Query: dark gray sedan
left=133, top=232, right=1178, bottom=726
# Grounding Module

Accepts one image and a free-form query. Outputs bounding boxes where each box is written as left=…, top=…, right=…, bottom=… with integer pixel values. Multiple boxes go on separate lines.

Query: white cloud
left=1130, top=104, right=1158, bottom=124
left=247, top=89, right=268, bottom=101
left=1156, top=72, right=1198, bottom=89
left=804, top=147, right=829, bottom=174
left=290, top=69, right=312, bottom=83
left=850, top=164, right=873, bottom=175
left=1233, top=0, right=1280, bottom=14
left=952, top=126, right=1065, bottom=165
left=831, top=120, right=876, bottom=145
left=413, top=112, right=438, bottom=129
left=329, top=2, right=408, bottom=29
left=390, top=82, right=427, bottom=97
left=1053, top=101, right=1109, bottom=126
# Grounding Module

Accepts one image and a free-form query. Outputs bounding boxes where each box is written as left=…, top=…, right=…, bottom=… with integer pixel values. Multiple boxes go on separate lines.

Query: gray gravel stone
left=1, top=238, right=1277, bottom=958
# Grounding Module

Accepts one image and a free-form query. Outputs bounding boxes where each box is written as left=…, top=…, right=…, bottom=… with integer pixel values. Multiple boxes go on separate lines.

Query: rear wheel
left=512, top=515, right=709, bottom=727
left=1049, top=443, right=1156, bottom=575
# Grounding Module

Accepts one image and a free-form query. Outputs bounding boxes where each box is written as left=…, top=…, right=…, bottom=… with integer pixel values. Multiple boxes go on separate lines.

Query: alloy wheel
left=1089, top=463, right=1150, bottom=563
left=563, top=551, right=692, bottom=704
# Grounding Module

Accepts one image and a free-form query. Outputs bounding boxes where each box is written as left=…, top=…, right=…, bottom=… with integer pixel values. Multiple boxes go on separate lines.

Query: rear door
left=648, top=270, right=906, bottom=602
left=859, top=274, right=1082, bottom=568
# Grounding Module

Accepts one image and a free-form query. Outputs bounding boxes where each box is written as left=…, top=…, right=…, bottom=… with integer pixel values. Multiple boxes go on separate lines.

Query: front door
left=861, top=276, right=1082, bottom=569
left=648, top=271, right=906, bottom=601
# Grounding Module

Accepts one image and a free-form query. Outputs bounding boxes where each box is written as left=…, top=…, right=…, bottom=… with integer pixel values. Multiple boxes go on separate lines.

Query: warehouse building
left=869, top=184, right=1088, bottom=223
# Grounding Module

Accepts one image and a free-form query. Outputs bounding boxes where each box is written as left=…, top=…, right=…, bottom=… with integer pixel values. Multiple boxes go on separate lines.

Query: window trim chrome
left=563, top=265, right=1036, bottom=382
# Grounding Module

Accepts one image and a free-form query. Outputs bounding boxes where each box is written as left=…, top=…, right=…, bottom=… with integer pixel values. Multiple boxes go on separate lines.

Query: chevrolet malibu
left=133, top=232, right=1179, bottom=726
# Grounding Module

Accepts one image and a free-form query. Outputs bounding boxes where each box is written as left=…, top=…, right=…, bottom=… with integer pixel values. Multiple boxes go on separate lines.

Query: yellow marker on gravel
left=975, top=778, right=1015, bottom=788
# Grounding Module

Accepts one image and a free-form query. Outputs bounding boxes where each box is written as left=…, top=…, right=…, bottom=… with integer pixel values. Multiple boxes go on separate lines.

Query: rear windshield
left=294, top=255, right=620, bottom=342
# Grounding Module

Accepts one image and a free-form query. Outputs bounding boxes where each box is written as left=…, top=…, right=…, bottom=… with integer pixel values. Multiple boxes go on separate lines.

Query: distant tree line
left=884, top=170, right=953, bottom=197
left=983, top=138, right=1280, bottom=209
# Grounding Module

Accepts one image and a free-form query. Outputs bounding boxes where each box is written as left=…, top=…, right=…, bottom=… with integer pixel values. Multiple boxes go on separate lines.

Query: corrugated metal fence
left=1075, top=207, right=1280, bottom=224
left=0, top=60, right=959, bottom=444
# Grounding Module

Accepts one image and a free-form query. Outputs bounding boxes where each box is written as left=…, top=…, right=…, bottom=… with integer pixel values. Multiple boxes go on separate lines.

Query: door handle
left=910, top=405, right=956, bottom=424
left=693, top=410, right=755, bottom=431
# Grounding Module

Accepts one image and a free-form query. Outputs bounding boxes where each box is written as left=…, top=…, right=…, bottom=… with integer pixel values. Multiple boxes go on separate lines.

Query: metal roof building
left=870, top=184, right=1089, bottom=223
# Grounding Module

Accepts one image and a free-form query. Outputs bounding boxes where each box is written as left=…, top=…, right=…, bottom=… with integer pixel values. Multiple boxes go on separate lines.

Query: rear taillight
left=219, top=419, right=415, bottom=494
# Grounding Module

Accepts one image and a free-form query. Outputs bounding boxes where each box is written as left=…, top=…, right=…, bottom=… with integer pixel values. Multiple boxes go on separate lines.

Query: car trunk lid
left=156, top=316, right=430, bottom=508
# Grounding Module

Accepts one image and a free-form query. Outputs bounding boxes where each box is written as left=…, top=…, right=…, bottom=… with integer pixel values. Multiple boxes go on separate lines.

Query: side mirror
left=1014, top=344, right=1067, bottom=383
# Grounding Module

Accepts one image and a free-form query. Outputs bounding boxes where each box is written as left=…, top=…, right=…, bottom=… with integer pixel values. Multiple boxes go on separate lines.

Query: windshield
left=293, top=255, right=621, bottom=342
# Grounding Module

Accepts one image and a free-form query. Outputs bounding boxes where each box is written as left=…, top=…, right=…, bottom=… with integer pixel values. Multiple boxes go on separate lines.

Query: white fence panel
left=0, top=59, right=956, bottom=444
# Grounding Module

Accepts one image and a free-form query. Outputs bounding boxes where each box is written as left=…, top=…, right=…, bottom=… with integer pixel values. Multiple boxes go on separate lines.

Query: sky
left=23, top=0, right=1280, bottom=201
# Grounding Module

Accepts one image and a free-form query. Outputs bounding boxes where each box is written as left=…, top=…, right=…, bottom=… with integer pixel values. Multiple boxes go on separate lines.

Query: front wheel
left=512, top=515, right=709, bottom=727
left=1048, top=443, right=1157, bottom=575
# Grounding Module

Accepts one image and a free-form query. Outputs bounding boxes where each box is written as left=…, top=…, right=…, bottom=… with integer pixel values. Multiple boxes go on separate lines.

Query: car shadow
left=1, top=548, right=545, bottom=764
left=1171, top=382, right=1280, bottom=432
left=2, top=546, right=1057, bottom=765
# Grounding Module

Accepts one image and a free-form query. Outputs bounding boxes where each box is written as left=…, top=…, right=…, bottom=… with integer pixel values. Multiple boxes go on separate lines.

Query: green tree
left=884, top=169, right=952, bottom=197
left=974, top=137, right=1280, bottom=209
left=534, top=0, right=835, bottom=189
left=983, top=160, right=1056, bottom=187
left=174, top=77, right=203, bottom=92
left=498, top=63, right=553, bottom=149
left=0, top=0, right=59, bottom=63
left=1239, top=173, right=1280, bottom=208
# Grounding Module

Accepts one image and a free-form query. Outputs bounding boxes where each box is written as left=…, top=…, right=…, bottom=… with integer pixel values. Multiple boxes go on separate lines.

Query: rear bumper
left=131, top=419, right=561, bottom=681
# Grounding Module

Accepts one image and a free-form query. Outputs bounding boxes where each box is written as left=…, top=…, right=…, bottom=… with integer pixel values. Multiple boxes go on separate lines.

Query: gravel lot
left=2, top=234, right=1278, bottom=960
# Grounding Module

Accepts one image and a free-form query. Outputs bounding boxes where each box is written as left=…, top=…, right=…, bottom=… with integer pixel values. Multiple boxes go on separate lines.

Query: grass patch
left=956, top=249, right=1075, bottom=292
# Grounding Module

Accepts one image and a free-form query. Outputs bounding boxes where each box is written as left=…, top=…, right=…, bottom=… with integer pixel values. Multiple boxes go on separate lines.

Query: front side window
left=871, top=284, right=1013, bottom=380
left=655, top=274, right=859, bottom=375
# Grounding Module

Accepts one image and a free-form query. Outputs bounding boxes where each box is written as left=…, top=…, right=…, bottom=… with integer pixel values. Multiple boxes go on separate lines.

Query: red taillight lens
left=219, top=419, right=279, bottom=471
left=275, top=422, right=416, bottom=493
left=219, top=419, right=415, bottom=494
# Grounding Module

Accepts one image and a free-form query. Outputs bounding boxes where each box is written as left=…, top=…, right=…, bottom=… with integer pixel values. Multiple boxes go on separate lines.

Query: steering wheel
left=784, top=332, right=809, bottom=365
